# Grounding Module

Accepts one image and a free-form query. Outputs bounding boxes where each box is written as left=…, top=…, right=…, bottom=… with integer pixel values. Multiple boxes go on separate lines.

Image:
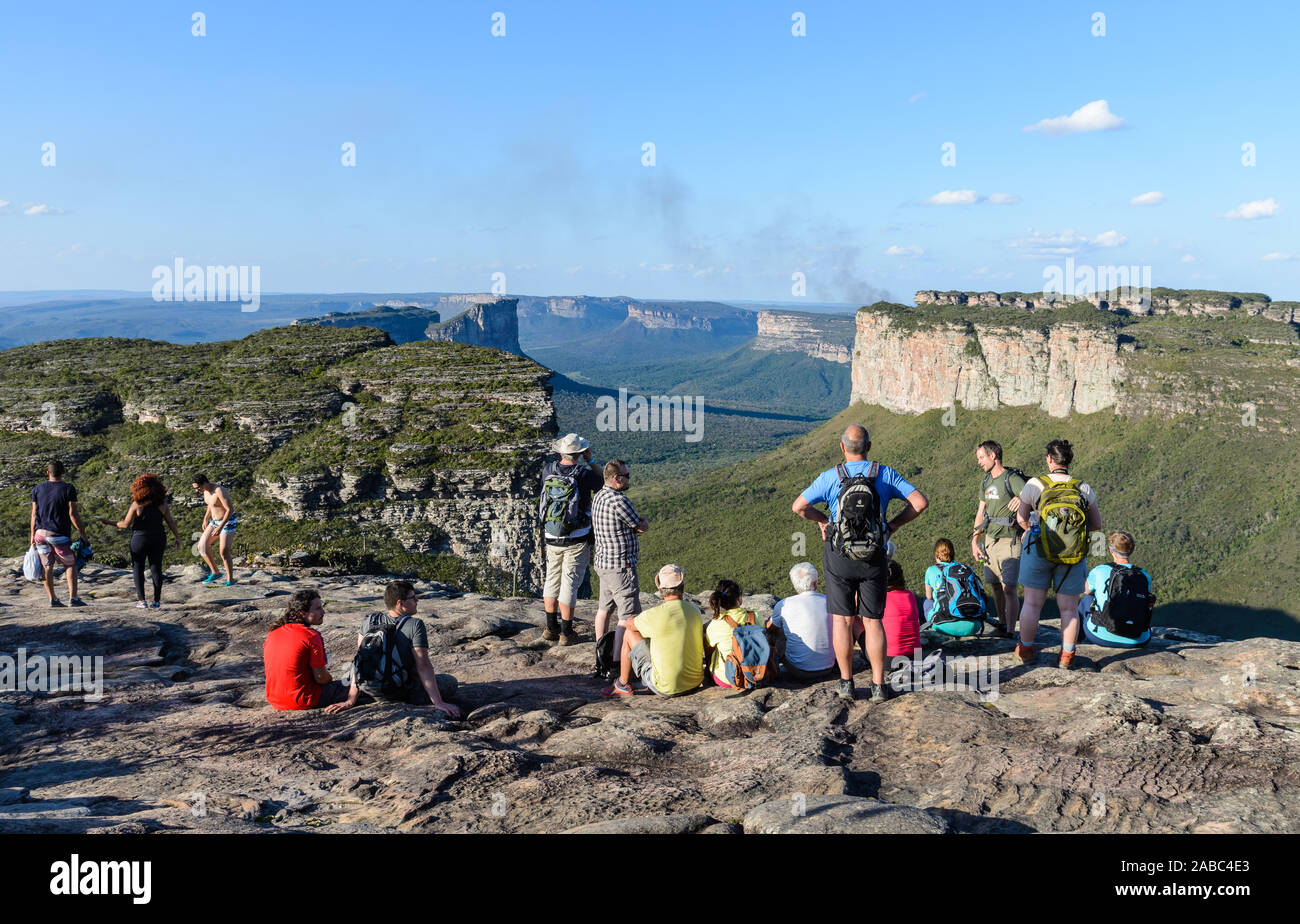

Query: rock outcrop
left=752, top=310, right=856, bottom=364
left=1, top=568, right=1296, bottom=834
left=427, top=298, right=523, bottom=355
left=851, top=310, right=1123, bottom=417
left=294, top=304, right=442, bottom=344
left=855, top=291, right=1300, bottom=422
left=915, top=288, right=1297, bottom=323
left=0, top=326, right=557, bottom=593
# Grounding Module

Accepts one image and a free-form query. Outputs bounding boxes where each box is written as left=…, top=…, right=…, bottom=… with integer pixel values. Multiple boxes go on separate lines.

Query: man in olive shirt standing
left=972, top=440, right=1027, bottom=639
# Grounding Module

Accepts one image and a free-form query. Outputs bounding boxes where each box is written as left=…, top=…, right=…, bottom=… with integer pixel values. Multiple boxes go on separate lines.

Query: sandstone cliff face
left=626, top=303, right=756, bottom=337
left=851, top=310, right=1123, bottom=417
left=427, top=299, right=523, bottom=355
left=752, top=311, right=855, bottom=363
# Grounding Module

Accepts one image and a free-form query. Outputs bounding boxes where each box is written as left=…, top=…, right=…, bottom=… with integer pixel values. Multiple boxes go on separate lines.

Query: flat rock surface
left=1, top=563, right=1298, bottom=834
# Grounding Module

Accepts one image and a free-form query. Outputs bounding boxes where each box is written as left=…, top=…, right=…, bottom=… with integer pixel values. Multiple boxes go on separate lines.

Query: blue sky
left=2, top=0, right=1297, bottom=302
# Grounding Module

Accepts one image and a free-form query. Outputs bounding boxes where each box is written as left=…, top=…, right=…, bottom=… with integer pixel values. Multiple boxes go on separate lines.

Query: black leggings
left=131, top=531, right=166, bottom=603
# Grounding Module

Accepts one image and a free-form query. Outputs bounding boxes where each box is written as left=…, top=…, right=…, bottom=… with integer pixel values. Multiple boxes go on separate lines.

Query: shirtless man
left=192, top=473, right=237, bottom=585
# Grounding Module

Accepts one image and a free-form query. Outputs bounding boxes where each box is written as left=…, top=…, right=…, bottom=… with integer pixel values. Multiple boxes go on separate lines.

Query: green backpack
left=1035, top=476, right=1089, bottom=565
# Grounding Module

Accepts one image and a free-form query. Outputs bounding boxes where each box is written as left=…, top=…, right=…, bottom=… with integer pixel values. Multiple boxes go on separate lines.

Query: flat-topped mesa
left=854, top=291, right=1300, bottom=426
left=852, top=306, right=1121, bottom=418
left=426, top=298, right=523, bottom=355
left=626, top=302, right=757, bottom=336
left=752, top=310, right=855, bottom=364
left=295, top=304, right=442, bottom=344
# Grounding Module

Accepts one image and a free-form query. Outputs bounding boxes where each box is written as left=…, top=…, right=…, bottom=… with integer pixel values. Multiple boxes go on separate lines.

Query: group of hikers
left=530, top=427, right=1157, bottom=707
left=262, top=426, right=1156, bottom=714
left=28, top=427, right=1156, bottom=717
left=26, top=462, right=240, bottom=607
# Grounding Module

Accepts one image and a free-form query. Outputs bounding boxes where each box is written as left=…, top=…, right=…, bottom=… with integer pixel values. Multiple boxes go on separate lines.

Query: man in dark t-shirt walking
left=30, top=460, right=88, bottom=607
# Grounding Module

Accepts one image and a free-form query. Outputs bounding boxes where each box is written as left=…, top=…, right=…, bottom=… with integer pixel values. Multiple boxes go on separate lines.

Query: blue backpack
left=926, top=562, right=988, bottom=637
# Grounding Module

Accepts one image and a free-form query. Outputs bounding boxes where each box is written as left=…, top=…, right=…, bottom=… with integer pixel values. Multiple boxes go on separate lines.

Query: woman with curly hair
left=107, top=473, right=181, bottom=608
left=264, top=589, right=348, bottom=710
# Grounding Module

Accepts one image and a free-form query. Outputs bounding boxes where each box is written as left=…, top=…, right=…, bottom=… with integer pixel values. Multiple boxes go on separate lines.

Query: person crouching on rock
left=604, top=564, right=704, bottom=698
left=1078, top=530, right=1154, bottom=649
left=324, top=580, right=460, bottom=718
left=770, top=563, right=838, bottom=683
left=264, top=589, right=350, bottom=710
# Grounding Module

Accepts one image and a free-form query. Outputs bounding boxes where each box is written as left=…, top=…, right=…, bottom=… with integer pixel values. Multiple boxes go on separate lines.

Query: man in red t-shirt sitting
left=264, top=589, right=349, bottom=710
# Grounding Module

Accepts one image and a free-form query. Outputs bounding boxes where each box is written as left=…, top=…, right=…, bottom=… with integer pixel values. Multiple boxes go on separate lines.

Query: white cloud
left=1262, top=252, right=1298, bottom=261
left=1008, top=228, right=1127, bottom=257
left=24, top=204, right=53, bottom=216
left=925, top=189, right=978, bottom=206
left=1130, top=191, right=1165, bottom=206
left=0, top=199, right=9, bottom=210
left=1180, top=254, right=1196, bottom=263
left=986, top=193, right=1020, bottom=205
left=1024, top=99, right=1126, bottom=137
left=908, top=92, right=927, bottom=104
left=885, top=245, right=924, bottom=256
left=1223, top=198, right=1280, bottom=220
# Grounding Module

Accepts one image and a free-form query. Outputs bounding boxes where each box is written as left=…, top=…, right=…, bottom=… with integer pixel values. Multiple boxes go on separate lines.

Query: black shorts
left=823, top=543, right=888, bottom=621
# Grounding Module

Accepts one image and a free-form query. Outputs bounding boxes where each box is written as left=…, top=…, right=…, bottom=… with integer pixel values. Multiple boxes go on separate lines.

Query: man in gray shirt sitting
left=326, top=580, right=460, bottom=718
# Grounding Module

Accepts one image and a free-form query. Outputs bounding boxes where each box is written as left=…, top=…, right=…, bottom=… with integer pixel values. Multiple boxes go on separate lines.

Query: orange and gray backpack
left=721, top=611, right=778, bottom=691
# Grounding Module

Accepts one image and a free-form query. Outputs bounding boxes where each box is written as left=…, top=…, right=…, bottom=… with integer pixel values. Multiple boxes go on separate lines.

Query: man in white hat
left=604, top=563, right=703, bottom=698
left=538, top=433, right=603, bottom=645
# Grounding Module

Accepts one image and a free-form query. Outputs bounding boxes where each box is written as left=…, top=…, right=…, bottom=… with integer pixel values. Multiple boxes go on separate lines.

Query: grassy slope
left=631, top=402, right=1300, bottom=641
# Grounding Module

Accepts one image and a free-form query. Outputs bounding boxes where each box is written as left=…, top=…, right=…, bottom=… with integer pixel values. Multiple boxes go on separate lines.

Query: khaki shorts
left=543, top=541, right=591, bottom=608
left=983, top=536, right=1021, bottom=587
left=595, top=566, right=642, bottom=623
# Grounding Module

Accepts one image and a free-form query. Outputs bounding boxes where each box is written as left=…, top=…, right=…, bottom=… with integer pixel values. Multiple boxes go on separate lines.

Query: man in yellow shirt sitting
left=605, top=564, right=704, bottom=697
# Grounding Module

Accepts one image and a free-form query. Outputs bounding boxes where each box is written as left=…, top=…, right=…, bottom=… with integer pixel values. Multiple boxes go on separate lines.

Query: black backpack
left=352, top=613, right=412, bottom=697
left=832, top=462, right=888, bottom=561
left=1094, top=565, right=1155, bottom=638
left=540, top=462, right=587, bottom=539
left=932, top=562, right=990, bottom=625
left=593, top=629, right=617, bottom=681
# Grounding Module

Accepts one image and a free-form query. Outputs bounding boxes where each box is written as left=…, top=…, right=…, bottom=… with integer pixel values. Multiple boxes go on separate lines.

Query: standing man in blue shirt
left=793, top=425, right=928, bottom=703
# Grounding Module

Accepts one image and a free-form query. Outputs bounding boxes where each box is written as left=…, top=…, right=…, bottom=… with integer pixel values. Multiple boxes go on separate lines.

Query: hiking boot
left=836, top=679, right=855, bottom=703
left=542, top=610, right=560, bottom=641
left=869, top=682, right=890, bottom=704
left=1014, top=643, right=1036, bottom=665
left=1058, top=650, right=1076, bottom=670
left=559, top=621, right=577, bottom=646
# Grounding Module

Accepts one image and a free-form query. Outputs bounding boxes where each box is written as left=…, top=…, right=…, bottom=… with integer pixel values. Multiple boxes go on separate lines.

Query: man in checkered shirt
left=591, top=459, right=649, bottom=671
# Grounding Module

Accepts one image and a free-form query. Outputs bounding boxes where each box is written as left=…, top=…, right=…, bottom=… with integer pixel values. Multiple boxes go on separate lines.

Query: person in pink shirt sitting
left=881, top=559, right=922, bottom=662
